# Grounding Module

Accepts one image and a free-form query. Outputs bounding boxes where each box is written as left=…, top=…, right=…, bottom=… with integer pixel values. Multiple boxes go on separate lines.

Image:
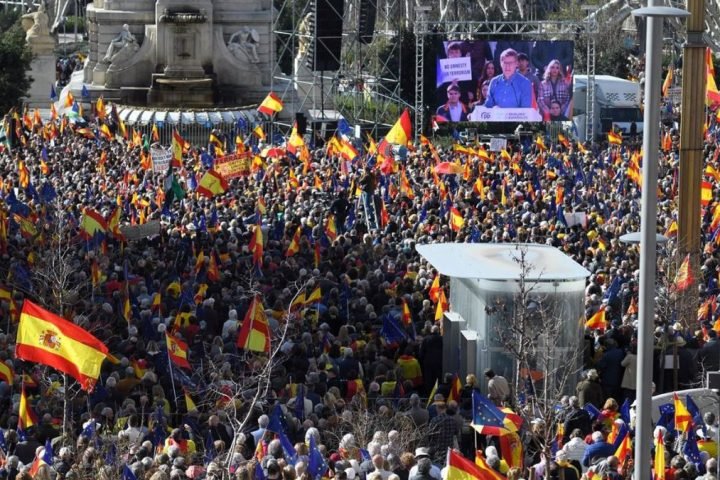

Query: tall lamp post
left=631, top=5, right=688, bottom=480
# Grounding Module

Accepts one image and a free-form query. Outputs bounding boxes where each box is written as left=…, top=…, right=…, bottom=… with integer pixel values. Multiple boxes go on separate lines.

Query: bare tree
left=488, top=244, right=584, bottom=458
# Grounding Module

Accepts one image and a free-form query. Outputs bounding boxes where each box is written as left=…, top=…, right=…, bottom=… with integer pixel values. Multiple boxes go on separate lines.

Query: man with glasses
left=484, top=48, right=532, bottom=108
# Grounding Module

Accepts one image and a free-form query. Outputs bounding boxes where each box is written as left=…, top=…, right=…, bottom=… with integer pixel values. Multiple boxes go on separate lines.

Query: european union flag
left=81, top=85, right=90, bottom=98
left=236, top=116, right=247, bottom=132
left=123, top=465, right=137, bottom=480
left=619, top=398, right=631, bottom=425
left=686, top=395, right=705, bottom=436
left=604, top=277, right=621, bottom=302
left=308, top=435, right=327, bottom=480
left=584, top=403, right=601, bottom=420
left=204, top=434, right=216, bottom=464
left=338, top=118, right=353, bottom=137
left=43, top=438, right=53, bottom=464
left=683, top=426, right=702, bottom=464
left=471, top=390, right=513, bottom=435
left=657, top=403, right=675, bottom=431
left=255, top=462, right=266, bottom=480
left=380, top=313, right=406, bottom=343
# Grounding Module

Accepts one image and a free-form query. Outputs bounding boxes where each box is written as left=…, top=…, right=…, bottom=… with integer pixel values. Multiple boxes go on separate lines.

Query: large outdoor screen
left=434, top=40, right=574, bottom=123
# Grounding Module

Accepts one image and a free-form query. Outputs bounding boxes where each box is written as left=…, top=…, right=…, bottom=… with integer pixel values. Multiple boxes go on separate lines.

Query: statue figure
left=228, top=27, right=260, bottom=64
left=21, top=1, right=54, bottom=54
left=103, top=24, right=138, bottom=64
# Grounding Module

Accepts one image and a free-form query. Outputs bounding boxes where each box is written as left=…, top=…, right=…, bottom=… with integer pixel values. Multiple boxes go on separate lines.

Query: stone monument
left=81, top=0, right=273, bottom=107
left=21, top=1, right=57, bottom=108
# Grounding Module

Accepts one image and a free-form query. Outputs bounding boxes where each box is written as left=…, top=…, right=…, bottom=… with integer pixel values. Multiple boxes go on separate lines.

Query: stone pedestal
left=26, top=53, right=57, bottom=108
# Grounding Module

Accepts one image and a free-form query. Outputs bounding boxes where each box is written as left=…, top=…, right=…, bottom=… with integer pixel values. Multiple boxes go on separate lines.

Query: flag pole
left=166, top=345, right=179, bottom=407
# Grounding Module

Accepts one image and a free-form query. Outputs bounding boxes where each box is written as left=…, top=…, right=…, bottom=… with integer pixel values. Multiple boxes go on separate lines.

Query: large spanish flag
left=257, top=92, right=284, bottom=116
left=16, top=300, right=109, bottom=391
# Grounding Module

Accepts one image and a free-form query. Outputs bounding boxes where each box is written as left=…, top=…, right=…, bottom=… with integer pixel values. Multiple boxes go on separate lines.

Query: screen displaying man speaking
left=434, top=39, right=574, bottom=123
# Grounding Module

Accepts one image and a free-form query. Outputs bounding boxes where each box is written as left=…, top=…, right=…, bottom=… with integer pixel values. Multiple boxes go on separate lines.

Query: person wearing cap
left=435, top=84, right=468, bottom=122
left=407, top=448, right=441, bottom=480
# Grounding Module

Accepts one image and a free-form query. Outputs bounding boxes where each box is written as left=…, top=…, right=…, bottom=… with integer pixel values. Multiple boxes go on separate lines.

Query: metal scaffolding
left=413, top=19, right=598, bottom=141
left=270, top=0, right=407, bottom=136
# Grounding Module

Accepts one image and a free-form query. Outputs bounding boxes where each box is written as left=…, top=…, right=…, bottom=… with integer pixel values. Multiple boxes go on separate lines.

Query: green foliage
left=63, top=16, right=85, bottom=34
left=0, top=9, right=33, bottom=116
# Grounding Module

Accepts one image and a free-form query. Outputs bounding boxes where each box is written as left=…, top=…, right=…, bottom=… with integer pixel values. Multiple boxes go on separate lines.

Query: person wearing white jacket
left=561, top=429, right=589, bottom=471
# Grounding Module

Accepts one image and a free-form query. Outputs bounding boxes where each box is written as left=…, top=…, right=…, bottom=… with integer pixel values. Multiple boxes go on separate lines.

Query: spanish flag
left=428, top=275, right=441, bottom=303
left=196, top=169, right=229, bottom=198
left=673, top=254, right=693, bottom=292
left=184, top=388, right=197, bottom=412
left=79, top=208, right=108, bottom=240
left=236, top=296, right=271, bottom=353
left=18, top=385, right=37, bottom=429
left=385, top=108, right=412, bottom=146
left=445, top=450, right=491, bottom=480
left=474, top=452, right=506, bottom=480
left=171, top=130, right=184, bottom=168
left=0, top=360, right=13, bottom=384
left=401, top=299, right=412, bottom=326
left=151, top=123, right=160, bottom=142
left=257, top=92, right=284, bottom=116
left=325, top=215, right=338, bottom=241
left=306, top=286, right=322, bottom=304
left=286, top=227, right=301, bottom=257
left=449, top=207, right=465, bottom=232
left=15, top=300, right=109, bottom=391
left=702, top=180, right=713, bottom=206
left=166, top=333, right=191, bottom=369
left=614, top=429, right=632, bottom=463
left=435, top=290, right=448, bottom=321
left=253, top=125, right=266, bottom=141
left=585, top=306, right=606, bottom=331
left=65, top=91, right=74, bottom=108
left=608, top=131, right=623, bottom=145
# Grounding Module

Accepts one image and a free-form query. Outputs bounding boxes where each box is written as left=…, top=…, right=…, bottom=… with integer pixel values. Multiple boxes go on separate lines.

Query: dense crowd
left=0, top=88, right=716, bottom=480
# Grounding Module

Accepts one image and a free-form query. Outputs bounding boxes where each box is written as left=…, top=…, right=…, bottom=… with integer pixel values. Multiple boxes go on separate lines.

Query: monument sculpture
left=21, top=0, right=57, bottom=108
left=80, top=0, right=273, bottom=107
left=21, top=1, right=55, bottom=55
left=103, top=24, right=139, bottom=65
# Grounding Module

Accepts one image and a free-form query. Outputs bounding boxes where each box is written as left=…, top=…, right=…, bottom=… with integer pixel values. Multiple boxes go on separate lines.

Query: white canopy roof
left=416, top=243, right=590, bottom=282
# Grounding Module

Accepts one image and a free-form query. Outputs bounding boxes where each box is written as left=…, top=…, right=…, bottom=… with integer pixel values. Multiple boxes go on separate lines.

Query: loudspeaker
left=600, top=118, right=613, bottom=134
left=295, top=113, right=307, bottom=135
left=358, top=0, right=377, bottom=44
left=308, top=0, right=344, bottom=72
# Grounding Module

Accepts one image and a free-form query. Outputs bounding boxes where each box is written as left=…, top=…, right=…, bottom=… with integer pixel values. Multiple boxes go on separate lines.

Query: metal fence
left=116, top=107, right=273, bottom=148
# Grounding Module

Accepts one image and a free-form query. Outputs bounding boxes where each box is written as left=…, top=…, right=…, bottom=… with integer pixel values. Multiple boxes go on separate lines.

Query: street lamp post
left=631, top=5, right=688, bottom=480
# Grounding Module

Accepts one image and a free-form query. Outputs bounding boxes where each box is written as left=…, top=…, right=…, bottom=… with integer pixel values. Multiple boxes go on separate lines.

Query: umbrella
left=435, top=162, right=464, bottom=175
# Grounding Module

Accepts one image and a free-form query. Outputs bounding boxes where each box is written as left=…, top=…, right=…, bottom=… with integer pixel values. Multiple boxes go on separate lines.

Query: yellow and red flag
left=702, top=180, right=713, bottom=206
left=286, top=227, right=301, bottom=257
left=608, top=131, right=623, bottom=145
left=0, top=361, right=13, bottom=384
left=325, top=215, right=338, bottom=242
left=673, top=254, right=693, bottom=291
left=79, top=208, right=108, bottom=240
left=19, top=385, right=37, bottom=429
left=401, top=299, right=412, bottom=326
left=171, top=130, right=184, bottom=168
left=445, top=449, right=488, bottom=480
left=236, top=295, right=271, bottom=353
left=674, top=393, right=692, bottom=432
left=385, top=109, right=412, bottom=146
left=585, top=306, right=607, bottom=331
left=166, top=333, right=191, bottom=369
left=257, top=92, right=284, bottom=115
left=662, top=68, right=673, bottom=98
left=16, top=300, right=110, bottom=391
left=435, top=290, right=448, bottom=321
left=449, top=207, right=465, bottom=232
left=197, top=169, right=229, bottom=198
left=429, top=275, right=441, bottom=303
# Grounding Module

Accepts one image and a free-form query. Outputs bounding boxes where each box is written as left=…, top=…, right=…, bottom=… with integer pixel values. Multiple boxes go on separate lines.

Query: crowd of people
left=0, top=80, right=716, bottom=480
